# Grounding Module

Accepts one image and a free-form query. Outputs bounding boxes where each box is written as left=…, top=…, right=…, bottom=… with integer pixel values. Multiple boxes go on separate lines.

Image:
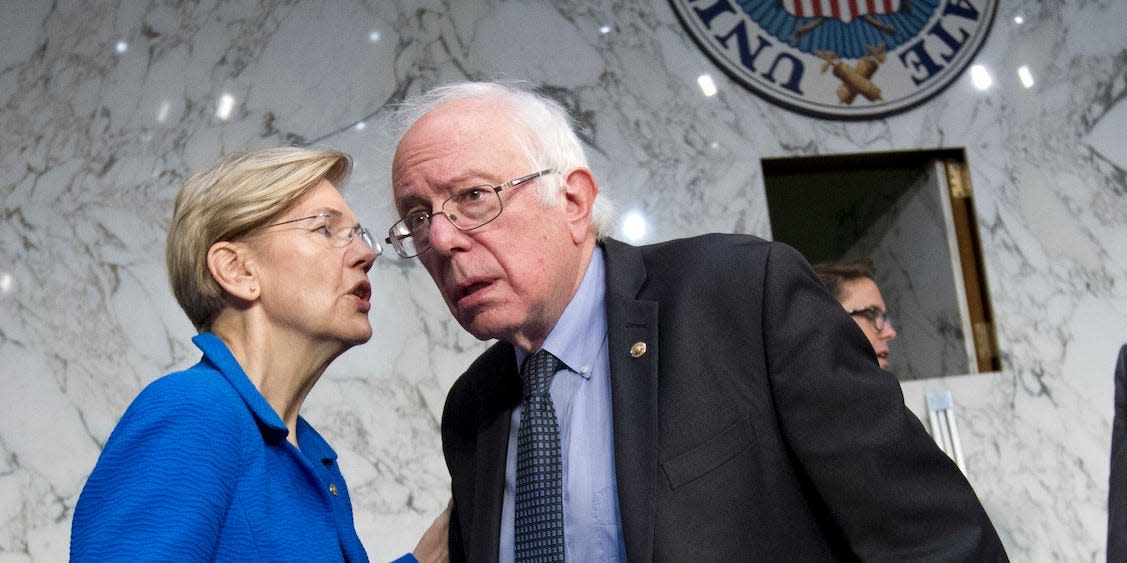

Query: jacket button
left=329, top=483, right=339, bottom=496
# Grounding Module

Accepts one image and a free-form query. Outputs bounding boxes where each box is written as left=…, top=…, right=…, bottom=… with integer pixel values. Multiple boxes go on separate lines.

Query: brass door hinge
left=945, top=160, right=971, bottom=199
left=972, top=321, right=996, bottom=363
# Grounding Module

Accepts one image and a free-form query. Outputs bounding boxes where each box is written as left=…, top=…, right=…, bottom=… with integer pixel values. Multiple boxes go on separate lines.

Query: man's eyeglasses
left=266, top=212, right=382, bottom=256
left=385, top=169, right=554, bottom=259
left=847, top=305, right=892, bottom=332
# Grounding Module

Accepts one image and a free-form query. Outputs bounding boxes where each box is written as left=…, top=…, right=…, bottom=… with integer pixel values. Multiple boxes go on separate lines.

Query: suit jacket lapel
left=602, top=239, right=659, bottom=561
left=469, top=343, right=520, bottom=563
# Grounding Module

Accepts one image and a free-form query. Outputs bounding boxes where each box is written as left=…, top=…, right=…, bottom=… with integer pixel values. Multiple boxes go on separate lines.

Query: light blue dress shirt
left=499, top=248, right=627, bottom=562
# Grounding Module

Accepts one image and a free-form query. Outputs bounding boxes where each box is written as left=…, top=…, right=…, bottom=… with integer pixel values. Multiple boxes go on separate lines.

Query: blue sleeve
left=390, top=554, right=419, bottom=563
left=70, top=372, right=249, bottom=561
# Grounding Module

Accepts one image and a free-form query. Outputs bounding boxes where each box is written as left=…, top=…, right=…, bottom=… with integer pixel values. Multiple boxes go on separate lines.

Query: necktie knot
left=520, top=349, right=560, bottom=399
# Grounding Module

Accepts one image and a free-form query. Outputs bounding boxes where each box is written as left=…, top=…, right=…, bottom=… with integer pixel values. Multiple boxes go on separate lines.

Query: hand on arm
left=411, top=500, right=452, bottom=563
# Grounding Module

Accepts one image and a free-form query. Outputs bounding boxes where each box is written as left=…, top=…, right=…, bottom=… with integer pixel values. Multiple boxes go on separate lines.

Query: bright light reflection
left=970, top=65, right=992, bottom=90
left=621, top=211, right=648, bottom=243
left=216, top=93, right=236, bottom=120
left=115, top=41, right=128, bottom=54
left=1017, top=65, right=1035, bottom=88
left=1013, top=15, right=1024, bottom=24
left=354, top=121, right=367, bottom=131
left=697, top=74, right=718, bottom=97
left=599, top=25, right=612, bottom=34
left=369, top=31, right=381, bottom=43
left=157, top=100, right=170, bottom=123
left=0, top=273, right=12, bottom=294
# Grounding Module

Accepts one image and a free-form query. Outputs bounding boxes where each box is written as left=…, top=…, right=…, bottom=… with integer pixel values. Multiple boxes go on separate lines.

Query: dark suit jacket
left=442, top=234, right=1007, bottom=561
left=1108, top=343, right=1127, bottom=561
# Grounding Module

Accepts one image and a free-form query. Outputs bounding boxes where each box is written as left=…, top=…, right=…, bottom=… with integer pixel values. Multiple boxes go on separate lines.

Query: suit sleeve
left=759, top=243, right=1007, bottom=562
left=441, top=373, right=474, bottom=563
left=448, top=501, right=467, bottom=563
left=70, top=374, right=247, bottom=561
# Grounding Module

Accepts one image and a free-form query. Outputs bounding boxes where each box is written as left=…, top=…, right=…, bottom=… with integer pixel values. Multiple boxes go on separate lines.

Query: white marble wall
left=1, top=0, right=1125, bottom=561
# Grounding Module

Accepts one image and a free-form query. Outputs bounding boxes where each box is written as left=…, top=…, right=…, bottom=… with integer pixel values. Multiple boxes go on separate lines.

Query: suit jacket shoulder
left=600, top=234, right=1007, bottom=561
left=443, top=341, right=520, bottom=443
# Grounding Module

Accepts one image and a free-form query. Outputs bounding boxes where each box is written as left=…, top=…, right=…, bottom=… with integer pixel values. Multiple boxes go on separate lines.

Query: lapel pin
left=629, top=341, right=647, bottom=358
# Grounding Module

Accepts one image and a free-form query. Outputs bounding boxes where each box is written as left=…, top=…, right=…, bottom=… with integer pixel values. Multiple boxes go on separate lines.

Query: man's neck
left=508, top=239, right=597, bottom=353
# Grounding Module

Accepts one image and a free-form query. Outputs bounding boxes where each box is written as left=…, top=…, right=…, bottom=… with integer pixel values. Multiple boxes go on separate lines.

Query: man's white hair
left=385, top=81, right=615, bottom=237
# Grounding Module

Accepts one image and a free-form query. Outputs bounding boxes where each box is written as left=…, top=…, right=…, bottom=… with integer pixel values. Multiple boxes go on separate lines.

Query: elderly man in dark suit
left=382, top=80, right=1007, bottom=562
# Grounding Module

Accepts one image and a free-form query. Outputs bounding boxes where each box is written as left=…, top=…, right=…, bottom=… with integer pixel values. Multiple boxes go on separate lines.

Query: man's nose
left=427, top=212, right=471, bottom=255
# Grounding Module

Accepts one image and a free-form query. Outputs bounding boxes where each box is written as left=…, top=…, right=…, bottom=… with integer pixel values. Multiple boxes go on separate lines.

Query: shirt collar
left=295, top=418, right=338, bottom=464
left=192, top=332, right=291, bottom=443
left=516, top=247, right=608, bottom=379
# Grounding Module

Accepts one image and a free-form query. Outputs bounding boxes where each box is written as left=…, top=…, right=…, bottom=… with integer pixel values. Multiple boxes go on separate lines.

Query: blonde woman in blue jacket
left=71, top=147, right=447, bottom=562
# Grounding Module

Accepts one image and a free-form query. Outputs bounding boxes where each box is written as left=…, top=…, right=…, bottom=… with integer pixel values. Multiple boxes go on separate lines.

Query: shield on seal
left=669, top=0, right=999, bottom=119
left=780, top=0, right=902, bottom=23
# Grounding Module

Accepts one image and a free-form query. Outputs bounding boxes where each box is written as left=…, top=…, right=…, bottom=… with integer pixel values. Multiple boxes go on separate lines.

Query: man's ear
left=561, top=167, right=598, bottom=245
left=207, top=241, right=258, bottom=301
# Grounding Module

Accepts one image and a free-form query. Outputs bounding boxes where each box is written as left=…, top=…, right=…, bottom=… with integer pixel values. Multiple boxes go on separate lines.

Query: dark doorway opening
left=763, top=149, right=1000, bottom=381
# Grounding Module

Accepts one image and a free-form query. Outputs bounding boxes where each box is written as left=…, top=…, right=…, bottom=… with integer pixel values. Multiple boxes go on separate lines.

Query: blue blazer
left=71, top=332, right=373, bottom=562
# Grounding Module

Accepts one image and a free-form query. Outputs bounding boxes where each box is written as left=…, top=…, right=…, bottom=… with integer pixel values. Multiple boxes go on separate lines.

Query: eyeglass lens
left=871, top=309, right=890, bottom=331
left=318, top=214, right=380, bottom=254
left=850, top=306, right=890, bottom=331
left=387, top=170, right=551, bottom=258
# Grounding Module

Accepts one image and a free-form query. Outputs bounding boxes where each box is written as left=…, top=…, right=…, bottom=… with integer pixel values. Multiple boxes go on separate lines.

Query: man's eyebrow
left=431, top=170, right=503, bottom=192
left=395, top=194, right=430, bottom=214
left=393, top=169, right=504, bottom=214
left=848, top=305, right=883, bottom=313
left=448, top=170, right=497, bottom=186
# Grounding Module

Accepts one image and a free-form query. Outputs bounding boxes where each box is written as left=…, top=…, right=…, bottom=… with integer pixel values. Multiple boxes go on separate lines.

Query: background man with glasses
left=814, top=261, right=899, bottom=370
left=383, top=81, right=1007, bottom=561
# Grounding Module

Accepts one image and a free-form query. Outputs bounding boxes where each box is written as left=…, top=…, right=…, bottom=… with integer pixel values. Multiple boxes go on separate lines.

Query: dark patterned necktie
left=514, top=349, right=566, bottom=562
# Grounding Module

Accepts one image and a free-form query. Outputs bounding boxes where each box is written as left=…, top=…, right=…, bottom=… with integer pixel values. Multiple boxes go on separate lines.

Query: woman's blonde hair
left=166, top=147, right=351, bottom=331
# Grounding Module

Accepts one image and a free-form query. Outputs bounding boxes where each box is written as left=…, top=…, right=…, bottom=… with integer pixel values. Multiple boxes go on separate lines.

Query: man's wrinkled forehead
left=391, top=101, right=524, bottom=201
left=401, top=97, right=507, bottom=144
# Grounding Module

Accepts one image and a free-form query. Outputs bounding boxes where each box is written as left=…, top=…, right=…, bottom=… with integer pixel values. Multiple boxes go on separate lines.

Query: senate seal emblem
left=670, top=0, right=999, bottom=119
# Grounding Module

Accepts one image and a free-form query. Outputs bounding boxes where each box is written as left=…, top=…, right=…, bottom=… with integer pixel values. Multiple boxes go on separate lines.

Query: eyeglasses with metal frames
left=385, top=169, right=554, bottom=258
left=846, top=305, right=892, bottom=332
left=266, top=212, right=382, bottom=256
